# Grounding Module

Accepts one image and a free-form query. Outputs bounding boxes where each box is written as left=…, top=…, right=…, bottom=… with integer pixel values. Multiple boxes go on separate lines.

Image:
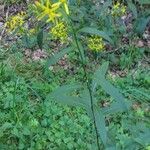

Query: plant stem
left=70, top=21, right=101, bottom=150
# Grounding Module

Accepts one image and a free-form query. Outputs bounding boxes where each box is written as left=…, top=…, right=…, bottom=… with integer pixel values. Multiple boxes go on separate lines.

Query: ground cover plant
left=0, top=0, right=150, bottom=149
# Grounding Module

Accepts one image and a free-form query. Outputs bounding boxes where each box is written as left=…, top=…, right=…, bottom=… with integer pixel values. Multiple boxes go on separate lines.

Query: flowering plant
left=31, top=0, right=128, bottom=149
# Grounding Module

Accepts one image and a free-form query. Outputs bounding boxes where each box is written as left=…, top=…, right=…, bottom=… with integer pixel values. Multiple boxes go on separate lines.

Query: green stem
left=70, top=20, right=101, bottom=150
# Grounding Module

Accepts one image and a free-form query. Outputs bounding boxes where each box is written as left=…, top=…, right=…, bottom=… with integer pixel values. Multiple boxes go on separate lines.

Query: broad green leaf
left=46, top=46, right=74, bottom=67
left=78, top=27, right=113, bottom=45
left=92, top=62, right=127, bottom=110
left=37, top=29, right=43, bottom=50
left=46, top=84, right=90, bottom=108
left=94, top=107, right=107, bottom=145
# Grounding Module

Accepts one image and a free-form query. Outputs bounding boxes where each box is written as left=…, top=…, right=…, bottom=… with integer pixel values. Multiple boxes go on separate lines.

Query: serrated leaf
left=78, top=27, right=113, bottom=45
left=37, top=29, right=43, bottom=50
left=46, top=46, right=74, bottom=67
left=94, top=107, right=107, bottom=145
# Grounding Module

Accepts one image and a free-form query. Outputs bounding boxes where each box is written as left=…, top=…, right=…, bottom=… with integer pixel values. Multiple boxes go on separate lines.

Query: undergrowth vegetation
left=0, top=0, right=150, bottom=149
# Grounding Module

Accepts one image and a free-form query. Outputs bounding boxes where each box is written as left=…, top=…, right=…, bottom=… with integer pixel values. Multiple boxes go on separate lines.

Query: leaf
left=0, top=122, right=12, bottom=138
left=92, top=62, right=109, bottom=92
left=139, top=0, right=150, bottom=4
left=80, top=89, right=93, bottom=118
left=127, top=1, right=137, bottom=18
left=37, top=29, right=44, bottom=50
left=78, top=27, right=113, bottom=45
left=46, top=46, right=74, bottom=67
left=134, top=132, right=150, bottom=146
left=134, top=16, right=150, bottom=35
left=102, top=101, right=131, bottom=115
left=94, top=107, right=107, bottom=145
left=80, top=89, right=91, bottom=107
left=22, top=33, right=30, bottom=48
left=76, top=40, right=85, bottom=62
left=92, top=62, right=128, bottom=111
left=106, top=146, right=117, bottom=150
left=46, top=84, right=90, bottom=108
left=94, top=62, right=109, bottom=79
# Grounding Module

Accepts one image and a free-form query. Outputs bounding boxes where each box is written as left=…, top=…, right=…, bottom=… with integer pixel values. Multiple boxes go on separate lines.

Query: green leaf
left=94, top=107, right=107, bottom=145
left=92, top=62, right=109, bottom=92
left=127, top=1, right=137, bottom=18
left=46, top=84, right=89, bottom=108
left=134, top=16, right=150, bottom=35
left=80, top=89, right=91, bottom=107
left=80, top=89, right=93, bottom=118
left=106, top=146, right=116, bottom=150
left=22, top=33, right=30, bottom=48
left=134, top=132, right=150, bottom=146
left=77, top=40, right=85, bottom=62
left=102, top=101, right=131, bottom=115
left=92, top=62, right=127, bottom=111
left=46, top=46, right=74, bottom=67
left=78, top=27, right=113, bottom=45
left=37, top=29, right=44, bottom=50
left=0, top=122, right=12, bottom=138
left=94, top=62, right=109, bottom=79
left=139, top=0, right=150, bottom=4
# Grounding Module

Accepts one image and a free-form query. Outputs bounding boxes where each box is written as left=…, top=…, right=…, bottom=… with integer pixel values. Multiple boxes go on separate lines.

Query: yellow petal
left=52, top=2, right=61, bottom=8
left=35, top=1, right=46, bottom=10
left=64, top=3, right=69, bottom=15
left=46, top=0, right=51, bottom=8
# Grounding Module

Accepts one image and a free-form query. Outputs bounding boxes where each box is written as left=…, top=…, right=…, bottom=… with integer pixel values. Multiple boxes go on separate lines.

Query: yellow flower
left=5, top=11, right=26, bottom=32
left=113, top=2, right=120, bottom=9
left=111, top=2, right=126, bottom=17
left=59, top=0, right=69, bottom=15
left=87, top=36, right=105, bottom=52
left=29, top=28, right=36, bottom=35
left=51, top=21, right=68, bottom=43
left=35, top=0, right=62, bottom=23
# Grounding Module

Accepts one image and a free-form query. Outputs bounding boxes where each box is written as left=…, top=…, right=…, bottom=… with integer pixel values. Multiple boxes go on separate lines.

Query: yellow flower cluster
left=51, top=22, right=68, bottom=43
left=87, top=36, right=105, bottom=52
left=5, top=12, right=26, bottom=32
left=35, top=0, right=69, bottom=23
left=111, top=2, right=126, bottom=17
